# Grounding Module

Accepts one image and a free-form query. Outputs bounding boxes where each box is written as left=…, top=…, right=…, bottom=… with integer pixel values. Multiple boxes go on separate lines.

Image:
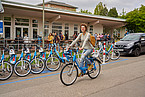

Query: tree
left=80, top=9, right=92, bottom=14
left=108, top=7, right=118, bottom=17
left=120, top=8, right=126, bottom=19
left=100, top=7, right=108, bottom=16
left=94, top=2, right=104, bottom=15
left=125, top=5, right=145, bottom=33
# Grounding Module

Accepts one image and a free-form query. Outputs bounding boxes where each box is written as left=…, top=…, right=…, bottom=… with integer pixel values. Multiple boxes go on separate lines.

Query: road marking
left=0, top=58, right=128, bottom=86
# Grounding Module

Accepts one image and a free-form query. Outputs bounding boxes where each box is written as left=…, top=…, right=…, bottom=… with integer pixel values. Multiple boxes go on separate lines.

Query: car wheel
left=134, top=48, right=140, bottom=57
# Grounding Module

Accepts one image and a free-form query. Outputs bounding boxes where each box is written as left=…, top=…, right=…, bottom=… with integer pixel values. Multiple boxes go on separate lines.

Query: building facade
left=0, top=0, right=126, bottom=40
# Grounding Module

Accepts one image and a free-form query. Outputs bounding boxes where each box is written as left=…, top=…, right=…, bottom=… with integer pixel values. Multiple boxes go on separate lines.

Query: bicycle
left=25, top=45, right=45, bottom=74
left=92, top=42, right=110, bottom=62
left=39, top=44, right=61, bottom=71
left=0, top=47, right=13, bottom=80
left=9, top=46, right=31, bottom=77
left=60, top=48, right=101, bottom=86
left=96, top=41, right=120, bottom=62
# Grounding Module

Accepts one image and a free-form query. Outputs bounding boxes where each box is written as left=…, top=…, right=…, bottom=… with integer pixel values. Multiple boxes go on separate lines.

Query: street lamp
left=42, top=0, right=45, bottom=47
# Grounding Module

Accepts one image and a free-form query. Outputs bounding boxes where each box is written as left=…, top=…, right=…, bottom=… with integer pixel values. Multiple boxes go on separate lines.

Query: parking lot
left=0, top=54, right=145, bottom=97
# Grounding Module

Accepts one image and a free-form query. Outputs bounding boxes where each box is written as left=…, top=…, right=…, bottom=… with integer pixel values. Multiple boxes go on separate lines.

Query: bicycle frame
left=71, top=49, right=96, bottom=74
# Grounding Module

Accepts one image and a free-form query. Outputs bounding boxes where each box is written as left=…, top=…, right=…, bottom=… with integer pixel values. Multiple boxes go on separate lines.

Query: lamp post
left=42, top=0, right=45, bottom=47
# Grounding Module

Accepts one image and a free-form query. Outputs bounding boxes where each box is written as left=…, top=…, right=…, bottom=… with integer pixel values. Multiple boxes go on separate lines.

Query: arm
left=69, top=33, right=82, bottom=47
left=81, top=33, right=90, bottom=49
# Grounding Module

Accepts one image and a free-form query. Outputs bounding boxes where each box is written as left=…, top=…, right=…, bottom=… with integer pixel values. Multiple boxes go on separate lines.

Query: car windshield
left=121, top=34, right=141, bottom=41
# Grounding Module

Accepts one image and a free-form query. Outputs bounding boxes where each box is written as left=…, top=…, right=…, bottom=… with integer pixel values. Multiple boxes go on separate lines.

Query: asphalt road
left=0, top=54, right=145, bottom=97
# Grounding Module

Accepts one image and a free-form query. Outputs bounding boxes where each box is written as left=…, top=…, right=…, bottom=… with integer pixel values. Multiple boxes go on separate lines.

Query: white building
left=0, top=0, right=126, bottom=40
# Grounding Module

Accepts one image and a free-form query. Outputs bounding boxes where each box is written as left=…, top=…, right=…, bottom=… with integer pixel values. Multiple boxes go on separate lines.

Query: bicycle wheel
left=30, top=57, right=45, bottom=74
left=98, top=50, right=110, bottom=62
left=88, top=59, right=101, bottom=79
left=60, top=63, right=78, bottom=86
left=14, top=59, right=31, bottom=77
left=45, top=56, right=60, bottom=71
left=110, top=49, right=120, bottom=60
left=0, top=62, right=13, bottom=81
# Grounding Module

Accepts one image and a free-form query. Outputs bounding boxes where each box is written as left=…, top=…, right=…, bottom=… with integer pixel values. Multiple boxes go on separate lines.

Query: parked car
left=114, top=33, right=145, bottom=56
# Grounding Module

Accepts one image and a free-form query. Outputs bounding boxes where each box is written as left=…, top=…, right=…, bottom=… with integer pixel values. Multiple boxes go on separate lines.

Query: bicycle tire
left=60, top=63, right=78, bottom=86
left=14, top=59, right=31, bottom=77
left=88, top=59, right=101, bottom=79
left=45, top=56, right=61, bottom=71
left=98, top=50, right=110, bottom=62
left=30, top=57, right=45, bottom=74
left=0, top=62, right=13, bottom=81
left=110, top=49, right=120, bottom=60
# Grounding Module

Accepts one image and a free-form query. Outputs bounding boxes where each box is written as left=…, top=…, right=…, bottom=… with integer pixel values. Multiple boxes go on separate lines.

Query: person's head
left=80, top=23, right=87, bottom=33
left=49, top=33, right=52, bottom=36
left=125, top=31, right=128, bottom=33
left=25, top=34, right=27, bottom=37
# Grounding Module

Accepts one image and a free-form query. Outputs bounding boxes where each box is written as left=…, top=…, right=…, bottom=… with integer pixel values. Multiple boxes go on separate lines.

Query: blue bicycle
left=25, top=46, right=45, bottom=74
left=60, top=48, right=101, bottom=86
left=9, top=46, right=31, bottom=77
left=0, top=47, right=13, bottom=80
left=39, top=45, right=61, bottom=71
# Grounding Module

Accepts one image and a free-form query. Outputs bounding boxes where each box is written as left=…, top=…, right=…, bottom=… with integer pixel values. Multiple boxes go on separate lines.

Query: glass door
left=23, top=28, right=28, bottom=37
left=16, top=27, right=29, bottom=38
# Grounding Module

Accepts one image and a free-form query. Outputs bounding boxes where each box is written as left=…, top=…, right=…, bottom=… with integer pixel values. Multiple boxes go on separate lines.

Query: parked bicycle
left=60, top=48, right=101, bottom=86
left=0, top=47, right=13, bottom=80
left=25, top=46, right=45, bottom=74
left=9, top=46, right=31, bottom=77
left=95, top=41, right=120, bottom=62
left=39, top=44, right=61, bottom=71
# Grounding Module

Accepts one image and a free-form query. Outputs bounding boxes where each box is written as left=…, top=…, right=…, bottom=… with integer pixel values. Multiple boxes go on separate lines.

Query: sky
left=3, top=0, right=145, bottom=15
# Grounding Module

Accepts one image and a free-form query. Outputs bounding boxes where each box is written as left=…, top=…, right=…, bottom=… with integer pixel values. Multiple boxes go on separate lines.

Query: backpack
left=81, top=33, right=96, bottom=47
left=89, top=33, right=96, bottom=47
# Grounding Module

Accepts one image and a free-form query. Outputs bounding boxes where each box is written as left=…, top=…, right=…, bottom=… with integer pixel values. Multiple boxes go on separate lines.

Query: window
left=33, top=29, right=37, bottom=39
left=141, top=35, right=145, bottom=41
left=74, top=24, right=78, bottom=34
left=4, top=17, right=11, bottom=39
left=5, top=27, right=10, bottom=39
left=4, top=17, right=11, bottom=26
left=32, top=19, right=38, bottom=39
left=52, top=22, right=62, bottom=34
left=44, top=21, right=49, bottom=38
left=15, top=18, right=29, bottom=26
left=65, top=23, right=69, bottom=40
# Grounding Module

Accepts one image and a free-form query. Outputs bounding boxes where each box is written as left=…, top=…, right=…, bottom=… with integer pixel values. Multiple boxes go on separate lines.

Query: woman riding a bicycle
left=68, top=23, right=94, bottom=77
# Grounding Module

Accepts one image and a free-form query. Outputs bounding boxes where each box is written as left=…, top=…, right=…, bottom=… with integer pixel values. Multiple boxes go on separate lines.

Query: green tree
left=94, top=2, right=104, bottom=15
left=125, top=5, right=145, bottom=33
left=80, top=9, right=92, bottom=14
left=100, top=7, right=108, bottom=16
left=108, top=7, right=118, bottom=17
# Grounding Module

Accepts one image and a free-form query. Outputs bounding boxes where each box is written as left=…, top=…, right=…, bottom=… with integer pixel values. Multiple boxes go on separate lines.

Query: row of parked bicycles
left=0, top=41, right=120, bottom=86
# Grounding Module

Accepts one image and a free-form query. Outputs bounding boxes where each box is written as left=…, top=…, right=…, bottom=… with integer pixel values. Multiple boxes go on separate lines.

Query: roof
left=1, top=0, right=126, bottom=23
left=37, top=1, right=78, bottom=9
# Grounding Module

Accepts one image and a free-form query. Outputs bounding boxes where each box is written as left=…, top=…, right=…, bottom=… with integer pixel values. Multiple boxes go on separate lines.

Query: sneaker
left=88, top=64, right=93, bottom=70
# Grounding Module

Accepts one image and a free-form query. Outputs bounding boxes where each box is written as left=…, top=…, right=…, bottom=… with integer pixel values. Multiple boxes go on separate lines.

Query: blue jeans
left=48, top=43, right=54, bottom=51
left=54, top=43, right=60, bottom=52
left=80, top=49, right=93, bottom=69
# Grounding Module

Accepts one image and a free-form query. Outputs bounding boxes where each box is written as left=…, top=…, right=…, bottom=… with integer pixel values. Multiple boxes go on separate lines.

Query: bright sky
left=3, top=0, right=145, bottom=15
